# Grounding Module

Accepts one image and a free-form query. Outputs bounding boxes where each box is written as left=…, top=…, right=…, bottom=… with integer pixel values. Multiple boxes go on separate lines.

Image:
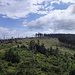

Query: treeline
left=35, top=33, right=75, bottom=38
left=35, top=33, right=75, bottom=47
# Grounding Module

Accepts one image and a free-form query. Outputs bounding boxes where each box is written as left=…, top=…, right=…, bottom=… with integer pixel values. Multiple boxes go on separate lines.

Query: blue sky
left=0, top=0, right=75, bottom=38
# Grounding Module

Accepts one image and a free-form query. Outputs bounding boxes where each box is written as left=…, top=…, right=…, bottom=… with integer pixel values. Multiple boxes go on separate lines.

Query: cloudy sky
left=0, top=0, right=75, bottom=38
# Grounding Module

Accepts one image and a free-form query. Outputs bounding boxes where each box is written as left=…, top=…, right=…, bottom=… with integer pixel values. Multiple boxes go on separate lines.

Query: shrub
left=5, top=48, right=20, bottom=63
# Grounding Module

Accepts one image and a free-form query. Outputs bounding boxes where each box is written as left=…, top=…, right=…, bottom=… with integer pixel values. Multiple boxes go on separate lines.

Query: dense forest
left=35, top=33, right=75, bottom=38
left=0, top=35, right=75, bottom=75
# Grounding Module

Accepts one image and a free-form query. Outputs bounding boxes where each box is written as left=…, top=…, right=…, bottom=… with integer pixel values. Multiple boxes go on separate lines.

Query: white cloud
left=0, top=26, right=37, bottom=38
left=0, top=27, right=9, bottom=34
left=23, top=4, right=75, bottom=33
left=0, top=27, right=17, bottom=39
left=50, top=0, right=75, bottom=4
left=1, top=0, right=75, bottom=19
left=0, top=0, right=54, bottom=19
left=61, top=0, right=75, bottom=3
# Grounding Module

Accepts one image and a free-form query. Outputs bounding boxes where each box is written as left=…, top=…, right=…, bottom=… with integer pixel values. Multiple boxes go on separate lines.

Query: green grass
left=19, top=37, right=75, bottom=55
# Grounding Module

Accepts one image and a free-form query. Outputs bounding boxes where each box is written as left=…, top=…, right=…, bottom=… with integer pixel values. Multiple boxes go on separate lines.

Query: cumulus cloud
left=0, top=0, right=75, bottom=19
left=23, top=4, right=75, bottom=33
left=50, top=0, right=75, bottom=4
left=61, top=0, right=75, bottom=3
left=0, top=27, right=17, bottom=39
left=0, top=27, right=9, bottom=34
left=0, top=0, right=54, bottom=19
left=0, top=26, right=37, bottom=38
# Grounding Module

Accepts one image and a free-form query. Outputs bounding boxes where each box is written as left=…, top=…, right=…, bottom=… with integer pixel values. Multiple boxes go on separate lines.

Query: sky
left=0, top=0, right=75, bottom=38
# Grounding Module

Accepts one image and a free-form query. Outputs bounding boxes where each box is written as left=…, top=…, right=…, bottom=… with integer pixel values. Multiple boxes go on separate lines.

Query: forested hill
left=0, top=35, right=75, bottom=75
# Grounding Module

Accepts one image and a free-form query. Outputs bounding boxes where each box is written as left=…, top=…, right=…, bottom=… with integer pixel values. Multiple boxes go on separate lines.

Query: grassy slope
left=17, top=37, right=75, bottom=55
left=0, top=37, right=75, bottom=55
left=0, top=37, right=75, bottom=54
